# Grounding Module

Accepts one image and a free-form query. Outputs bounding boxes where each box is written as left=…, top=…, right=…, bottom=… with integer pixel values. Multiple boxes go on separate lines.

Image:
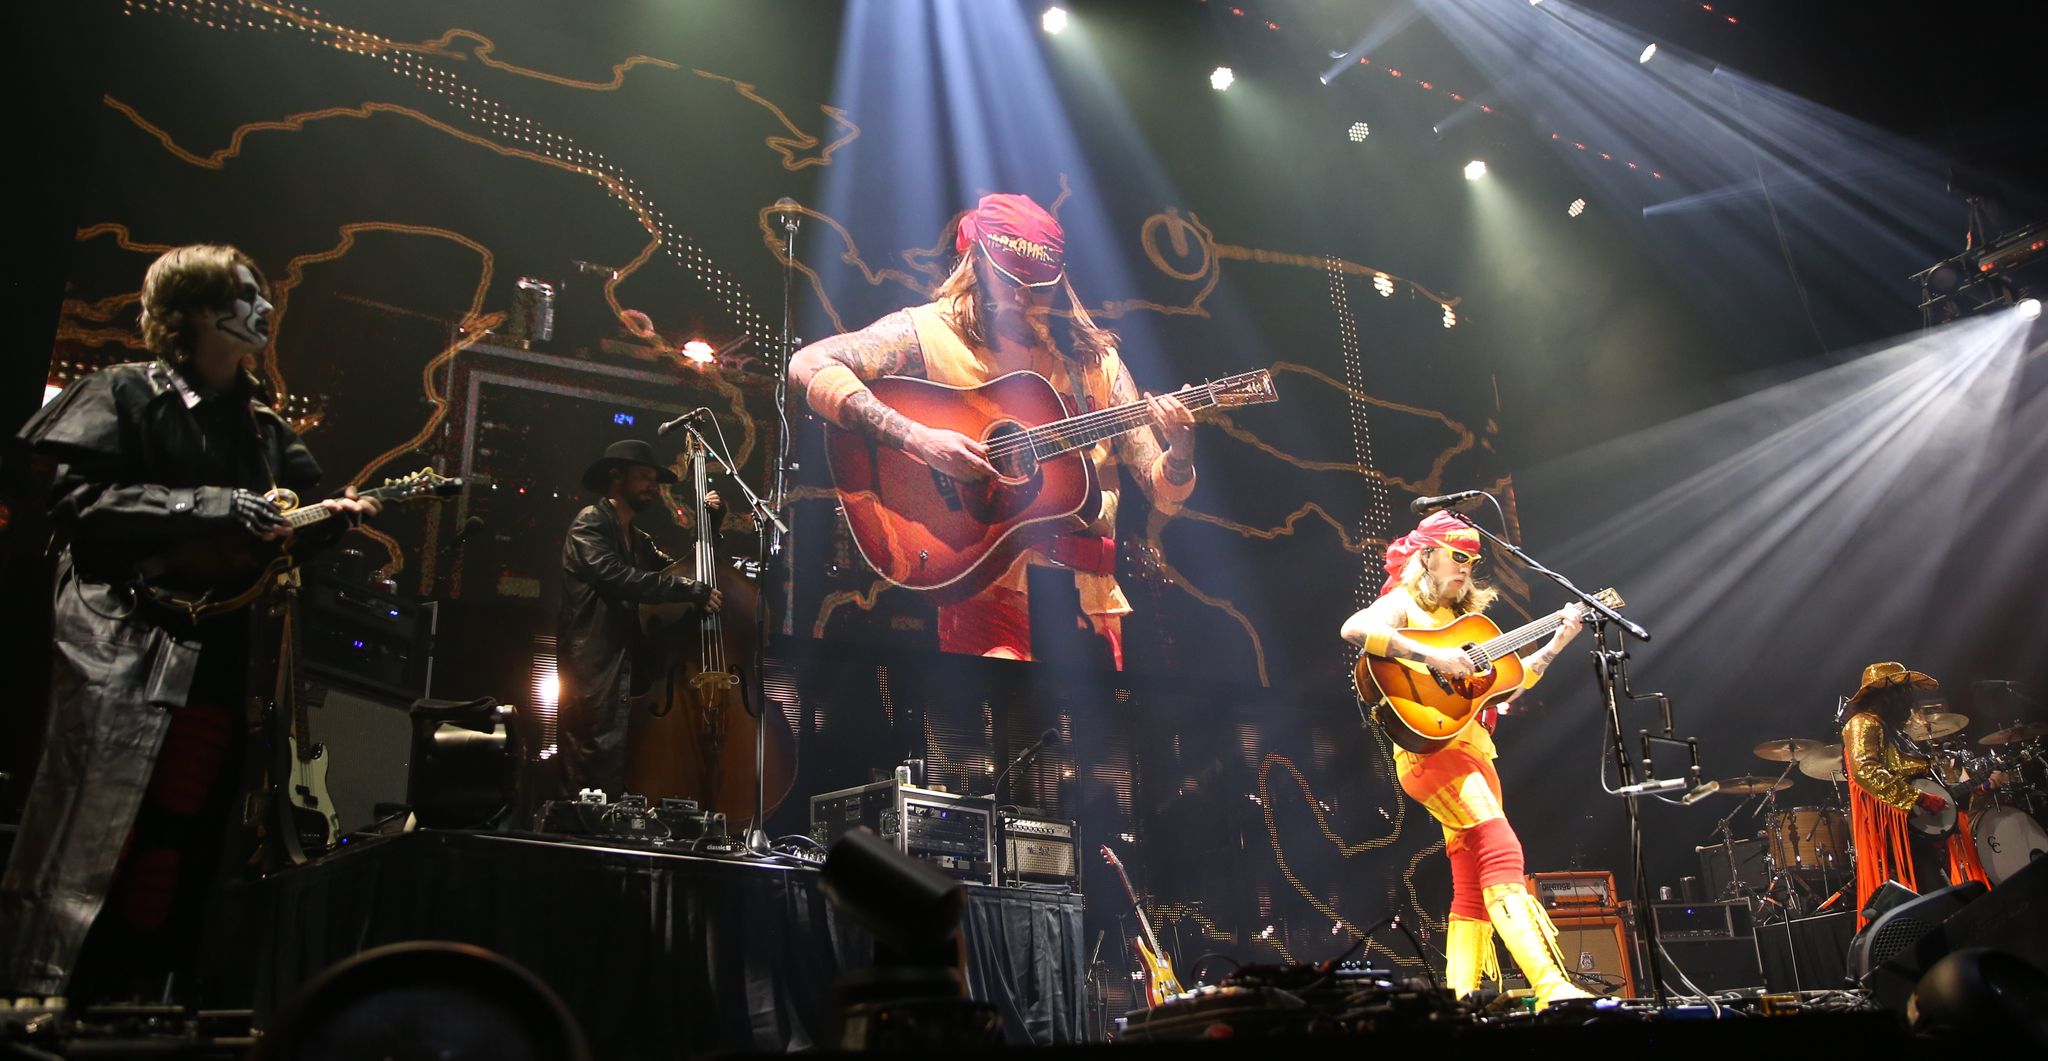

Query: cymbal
left=1798, top=748, right=1847, bottom=781
left=1716, top=774, right=1795, bottom=794
left=1980, top=722, right=2048, bottom=746
left=1900, top=712, right=1968, bottom=742
left=1753, top=738, right=1826, bottom=762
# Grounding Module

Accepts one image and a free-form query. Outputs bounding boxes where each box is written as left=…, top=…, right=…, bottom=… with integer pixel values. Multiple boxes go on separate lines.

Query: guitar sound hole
left=985, top=421, right=1038, bottom=481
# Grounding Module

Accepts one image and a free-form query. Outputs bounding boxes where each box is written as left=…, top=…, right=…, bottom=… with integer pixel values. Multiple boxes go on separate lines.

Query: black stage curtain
left=231, top=832, right=1084, bottom=1058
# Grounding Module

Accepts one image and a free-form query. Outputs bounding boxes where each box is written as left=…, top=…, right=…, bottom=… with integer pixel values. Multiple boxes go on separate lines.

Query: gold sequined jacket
left=1843, top=712, right=1932, bottom=813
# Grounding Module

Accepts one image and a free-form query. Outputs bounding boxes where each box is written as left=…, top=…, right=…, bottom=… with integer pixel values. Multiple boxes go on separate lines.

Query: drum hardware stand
left=1439, top=505, right=1688, bottom=1005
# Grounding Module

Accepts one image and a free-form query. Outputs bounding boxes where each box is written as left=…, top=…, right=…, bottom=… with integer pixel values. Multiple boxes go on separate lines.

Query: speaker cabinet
left=1756, top=910, right=1857, bottom=991
left=1847, top=880, right=1987, bottom=1009
left=301, top=680, right=414, bottom=836
left=1551, top=914, right=1635, bottom=997
left=1654, top=937, right=1766, bottom=993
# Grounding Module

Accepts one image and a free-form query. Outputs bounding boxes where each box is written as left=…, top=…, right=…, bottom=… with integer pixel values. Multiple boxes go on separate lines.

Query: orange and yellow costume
left=1351, top=513, right=1592, bottom=1009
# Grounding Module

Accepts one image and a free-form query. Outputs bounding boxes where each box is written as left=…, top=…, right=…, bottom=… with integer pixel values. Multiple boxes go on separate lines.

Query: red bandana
left=1379, top=511, right=1482, bottom=597
left=955, top=193, right=1065, bottom=287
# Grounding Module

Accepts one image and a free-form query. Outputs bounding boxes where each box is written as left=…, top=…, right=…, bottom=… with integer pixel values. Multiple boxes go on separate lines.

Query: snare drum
left=1766, top=806, right=1851, bottom=871
left=1972, top=806, right=2048, bottom=885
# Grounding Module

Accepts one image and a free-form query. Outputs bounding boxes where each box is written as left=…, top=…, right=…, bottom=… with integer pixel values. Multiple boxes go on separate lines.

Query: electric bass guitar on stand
left=1099, top=844, right=1184, bottom=1006
left=1358, top=588, right=1625, bottom=755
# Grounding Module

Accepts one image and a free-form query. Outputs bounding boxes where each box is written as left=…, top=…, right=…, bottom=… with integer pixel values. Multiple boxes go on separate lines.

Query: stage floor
left=217, top=830, right=1086, bottom=1059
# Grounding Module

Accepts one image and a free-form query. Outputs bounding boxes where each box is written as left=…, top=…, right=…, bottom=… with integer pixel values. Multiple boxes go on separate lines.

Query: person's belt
left=1042, top=533, right=1118, bottom=576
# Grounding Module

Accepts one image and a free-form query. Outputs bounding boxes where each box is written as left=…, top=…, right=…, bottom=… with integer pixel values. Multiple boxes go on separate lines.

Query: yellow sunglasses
left=1429, top=545, right=1481, bottom=566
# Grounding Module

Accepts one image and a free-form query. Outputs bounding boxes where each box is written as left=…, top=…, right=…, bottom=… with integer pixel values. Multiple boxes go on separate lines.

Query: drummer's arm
left=1844, top=714, right=1923, bottom=812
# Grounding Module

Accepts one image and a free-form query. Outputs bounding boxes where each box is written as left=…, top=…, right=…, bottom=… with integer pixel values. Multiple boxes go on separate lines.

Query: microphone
left=1613, top=777, right=1687, bottom=798
left=773, top=196, right=801, bottom=231
left=656, top=408, right=711, bottom=436
left=1409, top=489, right=1487, bottom=515
left=1678, top=781, right=1722, bottom=805
left=990, top=728, right=1062, bottom=800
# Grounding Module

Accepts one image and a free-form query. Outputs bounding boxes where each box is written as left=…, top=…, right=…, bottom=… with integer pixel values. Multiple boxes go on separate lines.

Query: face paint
left=186, top=264, right=272, bottom=389
left=213, top=264, right=273, bottom=349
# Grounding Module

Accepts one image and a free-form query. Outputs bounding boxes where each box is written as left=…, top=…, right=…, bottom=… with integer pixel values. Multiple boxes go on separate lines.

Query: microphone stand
left=732, top=204, right=801, bottom=856
left=989, top=739, right=1049, bottom=808
left=1440, top=503, right=1668, bottom=1003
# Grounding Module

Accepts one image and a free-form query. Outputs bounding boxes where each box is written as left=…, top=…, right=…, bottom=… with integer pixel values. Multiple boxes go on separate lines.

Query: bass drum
left=1973, top=806, right=2048, bottom=885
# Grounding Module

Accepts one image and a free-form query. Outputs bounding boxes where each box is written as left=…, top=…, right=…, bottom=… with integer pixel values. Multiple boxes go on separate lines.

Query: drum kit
left=1697, top=687, right=2048, bottom=918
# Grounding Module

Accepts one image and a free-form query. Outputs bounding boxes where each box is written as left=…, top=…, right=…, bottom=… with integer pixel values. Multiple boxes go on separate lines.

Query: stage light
left=1442, top=306, right=1458, bottom=328
left=2019, top=298, right=2042, bottom=320
left=682, top=339, right=716, bottom=363
left=1464, top=160, right=1488, bottom=180
left=1639, top=43, right=1658, bottom=64
left=1348, top=121, right=1370, bottom=141
left=1373, top=273, right=1395, bottom=297
left=1568, top=198, right=1587, bottom=217
left=1041, top=6, right=1067, bottom=35
left=1211, top=66, right=1235, bottom=91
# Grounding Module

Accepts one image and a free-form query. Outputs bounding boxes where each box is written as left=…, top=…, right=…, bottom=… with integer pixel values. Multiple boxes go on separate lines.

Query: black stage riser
left=212, top=832, right=1084, bottom=1060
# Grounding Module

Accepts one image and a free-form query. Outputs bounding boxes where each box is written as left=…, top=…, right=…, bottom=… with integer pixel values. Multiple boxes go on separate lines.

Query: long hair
left=931, top=250, right=1119, bottom=363
left=1394, top=547, right=1499, bottom=616
left=139, top=243, right=268, bottom=360
left=1847, top=683, right=1917, bottom=728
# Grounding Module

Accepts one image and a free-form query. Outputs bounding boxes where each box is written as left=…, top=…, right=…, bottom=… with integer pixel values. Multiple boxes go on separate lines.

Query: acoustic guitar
left=1357, top=588, right=1624, bottom=755
left=134, top=467, right=468, bottom=622
left=1099, top=844, right=1184, bottom=1006
left=825, top=369, right=1276, bottom=602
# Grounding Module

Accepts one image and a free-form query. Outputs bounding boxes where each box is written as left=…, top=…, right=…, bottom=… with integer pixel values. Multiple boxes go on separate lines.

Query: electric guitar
left=1099, top=844, right=1184, bottom=1006
left=1358, top=588, right=1625, bottom=755
left=134, top=467, right=468, bottom=622
left=825, top=369, right=1276, bottom=602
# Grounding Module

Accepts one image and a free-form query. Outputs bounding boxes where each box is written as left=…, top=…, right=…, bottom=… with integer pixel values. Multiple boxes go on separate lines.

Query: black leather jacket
left=1, top=361, right=324, bottom=995
left=556, top=501, right=712, bottom=720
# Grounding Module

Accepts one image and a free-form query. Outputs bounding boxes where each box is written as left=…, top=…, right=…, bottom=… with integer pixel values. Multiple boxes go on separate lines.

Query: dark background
left=5, top=0, right=2044, bottom=999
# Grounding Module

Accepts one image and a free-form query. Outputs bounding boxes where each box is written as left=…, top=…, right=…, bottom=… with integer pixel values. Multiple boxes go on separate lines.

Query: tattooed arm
left=788, top=309, right=997, bottom=479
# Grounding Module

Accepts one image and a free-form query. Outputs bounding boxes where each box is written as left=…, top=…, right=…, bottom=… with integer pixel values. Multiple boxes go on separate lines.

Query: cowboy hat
left=579, top=439, right=677, bottom=492
left=1846, top=660, right=1938, bottom=703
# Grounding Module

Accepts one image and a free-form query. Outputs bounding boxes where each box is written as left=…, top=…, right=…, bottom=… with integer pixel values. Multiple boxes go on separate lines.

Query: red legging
left=1398, top=744, right=1526, bottom=920
left=937, top=585, right=1125, bottom=669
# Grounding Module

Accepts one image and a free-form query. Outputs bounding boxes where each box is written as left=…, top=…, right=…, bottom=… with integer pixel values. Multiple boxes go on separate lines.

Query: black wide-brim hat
left=580, top=439, right=677, bottom=492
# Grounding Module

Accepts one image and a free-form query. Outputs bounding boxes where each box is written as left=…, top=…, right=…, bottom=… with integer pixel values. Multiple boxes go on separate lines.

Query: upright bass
left=626, top=432, right=796, bottom=826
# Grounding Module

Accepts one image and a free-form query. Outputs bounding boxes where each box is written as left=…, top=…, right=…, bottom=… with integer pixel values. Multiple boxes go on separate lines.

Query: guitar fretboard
left=1474, top=610, right=1580, bottom=663
left=988, top=374, right=1263, bottom=463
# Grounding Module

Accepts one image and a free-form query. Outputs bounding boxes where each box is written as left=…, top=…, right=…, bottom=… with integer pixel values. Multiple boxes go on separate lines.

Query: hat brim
left=580, top=457, right=678, bottom=493
left=1847, top=669, right=1938, bottom=702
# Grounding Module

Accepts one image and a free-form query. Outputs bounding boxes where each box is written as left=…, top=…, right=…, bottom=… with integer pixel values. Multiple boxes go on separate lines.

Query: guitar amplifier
left=1551, top=913, right=1636, bottom=998
left=811, top=780, right=994, bottom=884
left=1526, top=870, right=1619, bottom=914
left=302, top=570, right=437, bottom=700
left=997, top=812, right=1080, bottom=890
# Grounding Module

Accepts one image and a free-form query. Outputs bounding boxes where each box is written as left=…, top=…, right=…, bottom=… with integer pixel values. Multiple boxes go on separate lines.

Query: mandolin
left=134, top=467, right=466, bottom=622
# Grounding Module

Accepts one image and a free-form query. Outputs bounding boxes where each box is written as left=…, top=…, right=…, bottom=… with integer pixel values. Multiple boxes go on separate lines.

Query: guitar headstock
left=1099, top=844, right=1124, bottom=869
left=370, top=467, right=469, bottom=504
left=1206, top=370, right=1277, bottom=409
left=1579, top=587, right=1625, bottom=613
